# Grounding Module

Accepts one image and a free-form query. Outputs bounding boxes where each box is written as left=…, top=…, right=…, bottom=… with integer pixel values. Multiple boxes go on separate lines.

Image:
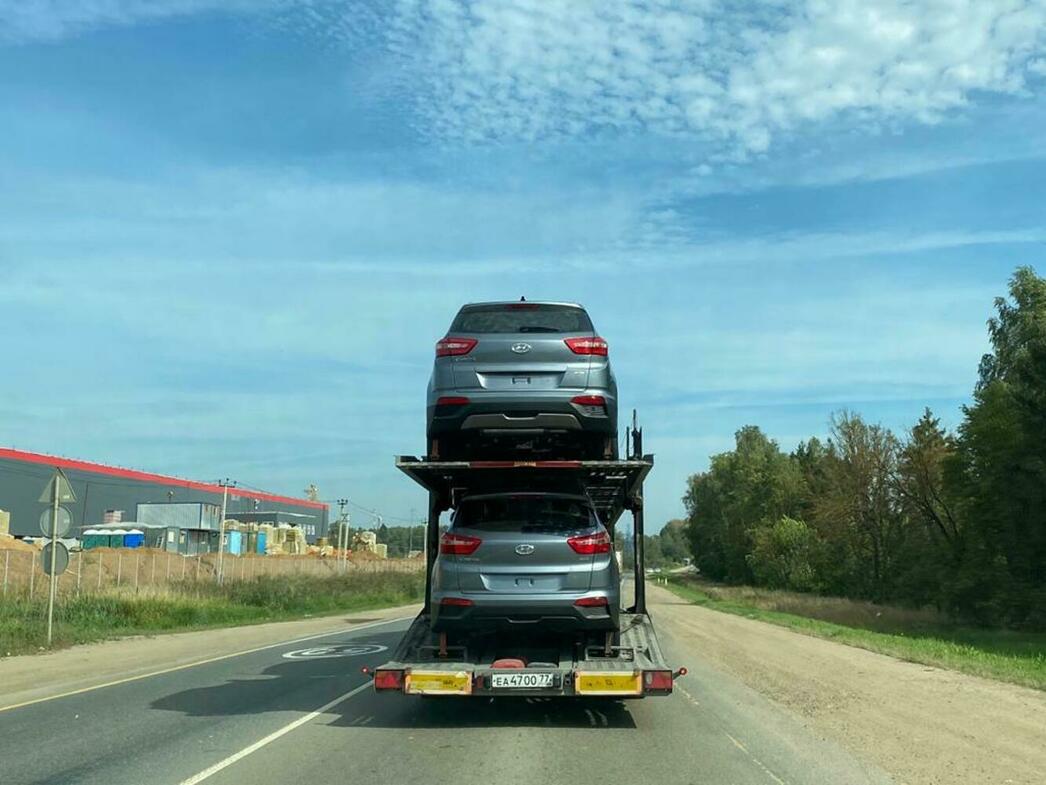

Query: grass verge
left=0, top=571, right=424, bottom=657
left=661, top=575, right=1046, bottom=691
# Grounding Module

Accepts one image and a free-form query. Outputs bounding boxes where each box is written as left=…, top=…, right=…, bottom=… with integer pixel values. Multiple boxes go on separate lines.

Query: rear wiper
left=518, top=326, right=559, bottom=333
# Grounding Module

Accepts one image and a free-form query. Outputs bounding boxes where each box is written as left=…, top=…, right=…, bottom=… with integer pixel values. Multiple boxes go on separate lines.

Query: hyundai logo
left=511, top=343, right=532, bottom=354
left=515, top=544, right=535, bottom=555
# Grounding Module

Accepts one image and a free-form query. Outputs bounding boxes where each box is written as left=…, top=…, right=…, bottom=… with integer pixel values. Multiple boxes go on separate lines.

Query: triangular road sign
left=38, top=468, right=77, bottom=504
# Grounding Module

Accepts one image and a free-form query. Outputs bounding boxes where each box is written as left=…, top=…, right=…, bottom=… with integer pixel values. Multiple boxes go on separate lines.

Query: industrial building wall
left=0, top=454, right=329, bottom=541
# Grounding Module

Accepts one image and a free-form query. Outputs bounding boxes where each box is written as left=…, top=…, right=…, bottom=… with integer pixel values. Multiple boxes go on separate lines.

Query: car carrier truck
left=365, top=421, right=685, bottom=699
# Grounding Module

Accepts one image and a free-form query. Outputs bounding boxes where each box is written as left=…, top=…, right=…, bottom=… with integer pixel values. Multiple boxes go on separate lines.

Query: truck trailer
left=366, top=423, right=684, bottom=699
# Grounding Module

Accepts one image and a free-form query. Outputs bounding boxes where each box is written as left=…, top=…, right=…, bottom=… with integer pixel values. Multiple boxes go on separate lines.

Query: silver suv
left=426, top=301, right=618, bottom=459
left=429, top=492, right=620, bottom=633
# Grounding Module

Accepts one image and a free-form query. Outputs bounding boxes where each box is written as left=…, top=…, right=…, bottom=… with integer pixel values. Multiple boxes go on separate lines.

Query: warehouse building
left=0, top=447, right=328, bottom=543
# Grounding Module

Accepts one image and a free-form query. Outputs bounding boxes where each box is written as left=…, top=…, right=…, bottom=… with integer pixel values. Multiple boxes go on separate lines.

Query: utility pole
left=336, top=499, right=348, bottom=571
left=217, top=479, right=236, bottom=584
left=409, top=507, right=416, bottom=557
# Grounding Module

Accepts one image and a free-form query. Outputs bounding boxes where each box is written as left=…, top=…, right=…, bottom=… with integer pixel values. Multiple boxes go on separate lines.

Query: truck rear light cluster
left=374, top=669, right=404, bottom=691
left=439, top=532, right=482, bottom=555
left=436, top=337, right=477, bottom=357
left=643, top=670, right=674, bottom=692
left=564, top=336, right=608, bottom=356
left=567, top=530, right=611, bottom=554
left=573, top=596, right=609, bottom=607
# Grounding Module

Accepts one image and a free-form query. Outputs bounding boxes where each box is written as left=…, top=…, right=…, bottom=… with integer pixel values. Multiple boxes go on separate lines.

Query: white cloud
left=383, top=0, right=1046, bottom=153
left=0, top=0, right=282, bottom=43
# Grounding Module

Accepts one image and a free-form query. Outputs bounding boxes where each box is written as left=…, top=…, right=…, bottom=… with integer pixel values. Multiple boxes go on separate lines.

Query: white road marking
left=594, top=709, right=608, bottom=727
left=725, top=732, right=788, bottom=785
left=0, top=616, right=410, bottom=714
left=584, top=708, right=597, bottom=727
left=675, top=682, right=701, bottom=707
left=177, top=681, right=372, bottom=785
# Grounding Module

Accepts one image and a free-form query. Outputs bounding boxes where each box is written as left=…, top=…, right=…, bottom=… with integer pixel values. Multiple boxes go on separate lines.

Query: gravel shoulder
left=649, top=583, right=1046, bottom=785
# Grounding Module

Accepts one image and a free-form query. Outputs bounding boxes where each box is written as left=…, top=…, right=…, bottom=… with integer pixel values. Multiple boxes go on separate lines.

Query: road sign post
left=39, top=468, right=76, bottom=646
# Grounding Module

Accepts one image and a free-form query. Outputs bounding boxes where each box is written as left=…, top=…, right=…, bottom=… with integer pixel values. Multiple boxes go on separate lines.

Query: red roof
left=0, top=447, right=328, bottom=511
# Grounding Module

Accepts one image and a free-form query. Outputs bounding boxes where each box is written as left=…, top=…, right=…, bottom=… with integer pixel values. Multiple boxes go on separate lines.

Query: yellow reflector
left=575, top=672, right=642, bottom=695
left=406, top=670, right=472, bottom=695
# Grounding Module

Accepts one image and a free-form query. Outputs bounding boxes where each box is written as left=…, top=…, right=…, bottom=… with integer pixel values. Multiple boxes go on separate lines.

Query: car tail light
left=574, top=596, right=609, bottom=607
left=564, top=336, right=608, bottom=356
left=440, top=532, right=482, bottom=555
left=643, top=670, right=674, bottom=692
left=436, top=396, right=470, bottom=406
left=567, top=530, right=611, bottom=554
left=436, top=337, right=477, bottom=357
left=440, top=596, right=474, bottom=607
left=374, top=669, right=404, bottom=691
left=571, top=395, right=606, bottom=406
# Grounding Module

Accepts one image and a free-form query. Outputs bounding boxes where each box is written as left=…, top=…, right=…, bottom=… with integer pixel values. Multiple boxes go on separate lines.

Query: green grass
left=0, top=572, right=424, bottom=657
left=661, top=575, right=1046, bottom=691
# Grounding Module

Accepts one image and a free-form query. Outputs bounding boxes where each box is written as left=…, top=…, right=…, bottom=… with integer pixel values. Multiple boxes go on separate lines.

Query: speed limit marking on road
left=282, top=643, right=388, bottom=660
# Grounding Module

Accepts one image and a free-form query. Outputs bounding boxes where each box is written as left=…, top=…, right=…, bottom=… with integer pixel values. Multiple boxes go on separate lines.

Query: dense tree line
left=684, top=267, right=1046, bottom=629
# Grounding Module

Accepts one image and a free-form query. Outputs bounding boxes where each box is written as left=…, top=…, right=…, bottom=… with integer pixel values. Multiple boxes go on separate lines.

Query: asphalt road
left=0, top=612, right=894, bottom=785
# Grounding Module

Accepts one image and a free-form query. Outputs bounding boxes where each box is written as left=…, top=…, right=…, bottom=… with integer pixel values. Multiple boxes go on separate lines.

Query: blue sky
left=2, top=1, right=1045, bottom=530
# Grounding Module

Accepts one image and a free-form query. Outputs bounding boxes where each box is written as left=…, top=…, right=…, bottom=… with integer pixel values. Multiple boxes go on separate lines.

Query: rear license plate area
left=490, top=672, right=557, bottom=690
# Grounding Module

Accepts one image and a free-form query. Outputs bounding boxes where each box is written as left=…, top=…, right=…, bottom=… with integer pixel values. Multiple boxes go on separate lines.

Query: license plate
left=491, top=672, right=555, bottom=690
left=575, top=672, right=642, bottom=695
left=406, top=671, right=472, bottom=695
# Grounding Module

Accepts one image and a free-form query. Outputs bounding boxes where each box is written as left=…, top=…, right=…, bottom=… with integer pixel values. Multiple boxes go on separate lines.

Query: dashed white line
left=177, top=681, right=372, bottom=785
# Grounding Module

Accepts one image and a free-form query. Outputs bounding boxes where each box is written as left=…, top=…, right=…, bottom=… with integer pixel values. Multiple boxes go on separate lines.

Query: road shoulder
left=0, top=603, right=420, bottom=711
left=649, top=583, right=1046, bottom=785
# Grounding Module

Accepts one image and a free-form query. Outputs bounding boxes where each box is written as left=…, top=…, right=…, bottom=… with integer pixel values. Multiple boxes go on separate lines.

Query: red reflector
left=436, top=337, right=477, bottom=357
left=440, top=532, right=482, bottom=555
left=436, top=396, right=470, bottom=406
left=643, top=670, right=673, bottom=691
left=567, top=530, right=611, bottom=554
left=564, top=336, right=608, bottom=356
left=571, top=395, right=606, bottom=406
left=491, top=658, right=527, bottom=669
left=440, top=596, right=474, bottom=607
left=574, top=596, right=609, bottom=607
left=374, top=669, right=404, bottom=691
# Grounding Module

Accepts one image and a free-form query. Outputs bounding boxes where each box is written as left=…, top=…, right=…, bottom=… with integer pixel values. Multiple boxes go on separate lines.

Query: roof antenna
left=520, top=296, right=526, bottom=302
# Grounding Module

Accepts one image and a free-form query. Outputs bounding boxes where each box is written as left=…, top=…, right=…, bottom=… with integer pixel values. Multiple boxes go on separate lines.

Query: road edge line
left=177, top=681, right=372, bottom=785
left=0, top=614, right=410, bottom=714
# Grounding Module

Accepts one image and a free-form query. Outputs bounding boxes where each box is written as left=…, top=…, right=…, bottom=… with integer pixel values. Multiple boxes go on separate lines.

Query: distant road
left=6, top=586, right=1036, bottom=785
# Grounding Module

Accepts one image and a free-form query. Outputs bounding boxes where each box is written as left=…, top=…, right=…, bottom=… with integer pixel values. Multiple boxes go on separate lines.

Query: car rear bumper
left=427, top=390, right=616, bottom=436
left=430, top=591, right=620, bottom=632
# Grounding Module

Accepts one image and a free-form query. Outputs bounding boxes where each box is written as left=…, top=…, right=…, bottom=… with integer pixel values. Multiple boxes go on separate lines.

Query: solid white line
left=0, top=615, right=411, bottom=714
left=177, top=681, right=372, bottom=785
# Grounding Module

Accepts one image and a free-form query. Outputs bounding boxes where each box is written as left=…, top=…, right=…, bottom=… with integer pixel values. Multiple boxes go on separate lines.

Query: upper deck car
left=427, top=301, right=618, bottom=459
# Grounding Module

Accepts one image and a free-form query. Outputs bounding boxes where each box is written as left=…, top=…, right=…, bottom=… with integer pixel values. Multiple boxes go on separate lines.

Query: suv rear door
left=446, top=303, right=595, bottom=392
left=447, top=495, right=602, bottom=595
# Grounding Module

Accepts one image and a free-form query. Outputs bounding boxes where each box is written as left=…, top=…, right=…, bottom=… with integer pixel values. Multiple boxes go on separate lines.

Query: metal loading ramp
left=395, top=456, right=654, bottom=529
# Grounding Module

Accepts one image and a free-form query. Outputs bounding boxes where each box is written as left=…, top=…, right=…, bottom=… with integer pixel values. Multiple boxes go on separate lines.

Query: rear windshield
left=450, top=304, right=593, bottom=334
left=454, top=496, right=598, bottom=533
